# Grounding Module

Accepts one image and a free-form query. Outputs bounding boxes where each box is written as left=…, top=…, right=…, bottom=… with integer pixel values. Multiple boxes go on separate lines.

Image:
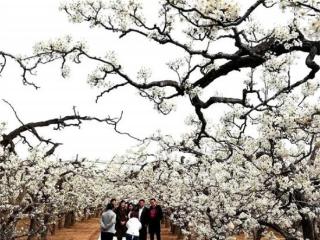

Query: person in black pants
left=148, top=198, right=163, bottom=240
left=115, top=200, right=128, bottom=240
left=138, top=199, right=149, bottom=240
left=101, top=203, right=116, bottom=240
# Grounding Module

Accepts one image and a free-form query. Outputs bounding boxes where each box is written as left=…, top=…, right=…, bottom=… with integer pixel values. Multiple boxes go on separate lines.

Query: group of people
left=100, top=198, right=163, bottom=240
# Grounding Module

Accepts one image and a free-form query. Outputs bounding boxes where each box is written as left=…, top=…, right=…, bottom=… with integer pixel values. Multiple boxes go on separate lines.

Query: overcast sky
left=0, top=0, right=195, bottom=162
left=0, top=0, right=287, bottom=162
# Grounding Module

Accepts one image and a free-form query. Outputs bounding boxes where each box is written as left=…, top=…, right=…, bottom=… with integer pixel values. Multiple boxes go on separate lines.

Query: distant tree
left=0, top=103, right=124, bottom=239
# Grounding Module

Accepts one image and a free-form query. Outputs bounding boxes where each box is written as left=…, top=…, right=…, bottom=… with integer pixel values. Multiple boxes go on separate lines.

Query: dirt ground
left=43, top=218, right=284, bottom=240
left=46, top=218, right=100, bottom=240
left=46, top=218, right=178, bottom=240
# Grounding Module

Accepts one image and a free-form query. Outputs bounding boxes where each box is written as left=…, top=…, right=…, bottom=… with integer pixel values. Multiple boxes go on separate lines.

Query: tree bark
left=27, top=218, right=37, bottom=240
left=71, top=211, right=76, bottom=226
left=252, top=228, right=263, bottom=240
left=301, top=215, right=317, bottom=240
left=58, top=215, right=64, bottom=229
left=64, top=212, right=72, bottom=228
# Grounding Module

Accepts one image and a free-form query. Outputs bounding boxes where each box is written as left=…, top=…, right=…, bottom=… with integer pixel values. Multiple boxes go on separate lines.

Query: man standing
left=148, top=198, right=163, bottom=240
left=138, top=199, right=149, bottom=240
left=101, top=203, right=116, bottom=240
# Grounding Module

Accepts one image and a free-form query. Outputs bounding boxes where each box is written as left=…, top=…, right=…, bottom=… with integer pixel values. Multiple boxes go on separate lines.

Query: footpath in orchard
left=46, top=218, right=284, bottom=240
left=46, top=218, right=100, bottom=240
left=47, top=218, right=178, bottom=240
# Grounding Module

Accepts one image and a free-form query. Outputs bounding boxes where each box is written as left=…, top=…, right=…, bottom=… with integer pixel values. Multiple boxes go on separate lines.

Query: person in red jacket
left=148, top=198, right=163, bottom=240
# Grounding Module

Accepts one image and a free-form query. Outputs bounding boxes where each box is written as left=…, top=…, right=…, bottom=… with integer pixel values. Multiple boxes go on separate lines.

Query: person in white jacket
left=101, top=203, right=117, bottom=240
left=125, top=211, right=142, bottom=240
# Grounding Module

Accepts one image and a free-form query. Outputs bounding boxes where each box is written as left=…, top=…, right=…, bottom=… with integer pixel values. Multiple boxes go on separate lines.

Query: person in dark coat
left=138, top=199, right=149, bottom=240
left=148, top=198, right=163, bottom=240
left=110, top=198, right=117, bottom=209
left=127, top=202, right=134, bottom=219
left=115, top=200, right=128, bottom=240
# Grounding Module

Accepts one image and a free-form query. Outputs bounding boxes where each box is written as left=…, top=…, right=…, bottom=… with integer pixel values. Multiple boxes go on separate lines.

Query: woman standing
left=115, top=200, right=128, bottom=240
left=127, top=203, right=134, bottom=219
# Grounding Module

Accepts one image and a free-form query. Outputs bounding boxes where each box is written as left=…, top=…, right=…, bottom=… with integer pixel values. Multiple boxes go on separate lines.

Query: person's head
left=130, top=211, right=139, bottom=219
left=105, top=203, right=113, bottom=211
left=133, top=205, right=139, bottom=212
left=150, top=198, right=157, bottom=207
left=139, top=199, right=145, bottom=208
left=119, top=200, right=126, bottom=208
left=128, top=203, right=134, bottom=211
left=110, top=198, right=116, bottom=207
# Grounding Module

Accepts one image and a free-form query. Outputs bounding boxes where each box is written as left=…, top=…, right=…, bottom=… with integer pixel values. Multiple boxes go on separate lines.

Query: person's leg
left=116, top=230, right=124, bottom=240
left=100, top=232, right=106, bottom=240
left=101, top=232, right=113, bottom=240
left=143, top=227, right=147, bottom=240
left=156, top=230, right=161, bottom=240
left=139, top=226, right=146, bottom=240
left=105, top=232, right=114, bottom=240
left=109, top=232, right=115, bottom=240
left=139, top=230, right=142, bottom=240
left=155, top=223, right=161, bottom=240
left=149, top=231, right=155, bottom=240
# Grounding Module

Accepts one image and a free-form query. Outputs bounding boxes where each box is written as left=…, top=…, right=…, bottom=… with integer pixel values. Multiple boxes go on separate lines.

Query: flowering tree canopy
left=0, top=107, right=126, bottom=239
left=0, top=147, right=112, bottom=239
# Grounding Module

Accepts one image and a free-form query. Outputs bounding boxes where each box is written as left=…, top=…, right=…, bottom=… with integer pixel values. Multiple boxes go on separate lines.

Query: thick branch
left=0, top=114, right=125, bottom=154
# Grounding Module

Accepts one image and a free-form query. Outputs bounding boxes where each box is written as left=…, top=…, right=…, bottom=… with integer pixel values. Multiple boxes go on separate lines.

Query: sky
left=0, top=0, right=194, bottom=162
left=0, top=0, right=288, bottom=162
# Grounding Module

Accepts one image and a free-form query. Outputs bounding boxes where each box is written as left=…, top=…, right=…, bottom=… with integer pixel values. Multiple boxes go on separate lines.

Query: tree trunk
left=64, top=212, right=72, bottom=228
left=83, top=208, right=87, bottom=221
left=95, top=209, right=100, bottom=218
left=302, top=215, right=317, bottom=240
left=64, top=211, right=76, bottom=228
left=40, top=213, right=51, bottom=240
left=177, top=228, right=184, bottom=240
left=170, top=223, right=176, bottom=234
left=58, top=215, right=63, bottom=229
left=252, top=228, right=263, bottom=240
left=27, top=218, right=37, bottom=240
left=71, top=211, right=76, bottom=226
left=164, top=217, right=170, bottom=228
left=316, top=218, right=320, bottom=240
left=50, top=223, right=56, bottom=235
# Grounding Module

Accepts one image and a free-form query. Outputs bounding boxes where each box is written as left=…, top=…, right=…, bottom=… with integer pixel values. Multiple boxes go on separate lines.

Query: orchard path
left=47, top=218, right=178, bottom=240
left=47, top=218, right=100, bottom=240
left=46, top=218, right=284, bottom=240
